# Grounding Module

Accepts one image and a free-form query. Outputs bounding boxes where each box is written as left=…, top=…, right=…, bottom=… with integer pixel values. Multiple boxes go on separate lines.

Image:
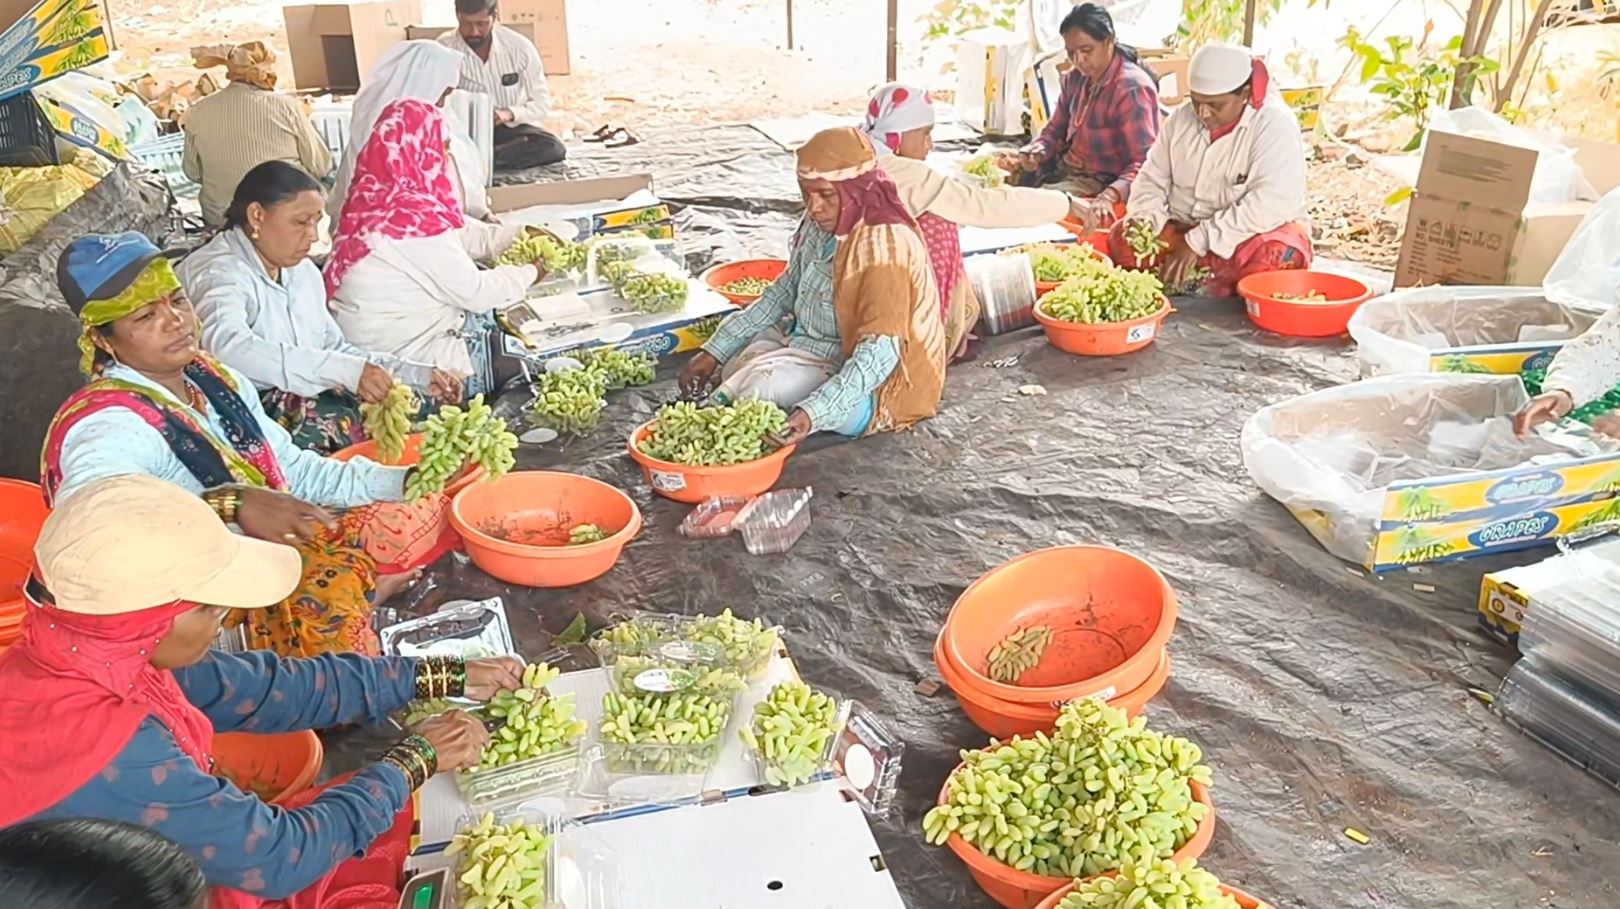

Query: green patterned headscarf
left=76, top=257, right=183, bottom=376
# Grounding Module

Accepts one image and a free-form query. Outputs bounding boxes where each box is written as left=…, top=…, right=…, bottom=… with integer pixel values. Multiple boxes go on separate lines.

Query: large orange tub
left=627, top=422, right=796, bottom=504
left=213, top=730, right=324, bottom=805
left=1035, top=881, right=1265, bottom=909
left=701, top=258, right=788, bottom=306
left=1238, top=270, right=1373, bottom=338
left=1034, top=298, right=1171, bottom=357
left=451, top=471, right=641, bottom=588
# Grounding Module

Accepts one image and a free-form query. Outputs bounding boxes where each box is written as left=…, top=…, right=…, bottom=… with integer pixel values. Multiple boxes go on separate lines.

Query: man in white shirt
left=1110, top=43, right=1312, bottom=297
left=438, top=0, right=567, bottom=171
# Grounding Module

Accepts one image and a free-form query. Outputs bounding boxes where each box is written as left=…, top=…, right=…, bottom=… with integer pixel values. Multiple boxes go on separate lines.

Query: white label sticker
left=1056, top=685, right=1118, bottom=709
left=651, top=470, right=687, bottom=492
left=1126, top=324, right=1156, bottom=344
left=633, top=668, right=694, bottom=693
left=1246, top=300, right=1262, bottom=318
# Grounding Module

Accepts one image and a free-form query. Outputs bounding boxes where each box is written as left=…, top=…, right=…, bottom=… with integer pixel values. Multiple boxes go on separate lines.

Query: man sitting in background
left=438, top=0, right=567, bottom=172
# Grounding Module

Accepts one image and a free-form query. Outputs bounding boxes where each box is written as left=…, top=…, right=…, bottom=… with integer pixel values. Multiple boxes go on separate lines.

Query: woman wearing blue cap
left=42, top=230, right=433, bottom=659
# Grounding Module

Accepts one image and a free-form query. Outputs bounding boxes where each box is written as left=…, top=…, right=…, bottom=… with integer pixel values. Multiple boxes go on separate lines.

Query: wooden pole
left=886, top=0, right=898, bottom=81
left=786, top=0, right=794, bottom=50
left=1242, top=0, right=1259, bottom=46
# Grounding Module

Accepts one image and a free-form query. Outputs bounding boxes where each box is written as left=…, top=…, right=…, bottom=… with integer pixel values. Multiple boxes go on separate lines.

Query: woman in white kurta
left=324, top=98, right=543, bottom=395
left=1515, top=310, right=1620, bottom=437
left=180, top=160, right=464, bottom=453
left=1110, top=44, right=1312, bottom=296
left=859, top=82, right=1078, bottom=357
left=327, top=40, right=492, bottom=223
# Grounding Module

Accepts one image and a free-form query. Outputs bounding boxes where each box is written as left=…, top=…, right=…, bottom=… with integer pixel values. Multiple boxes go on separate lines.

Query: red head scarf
left=323, top=97, right=466, bottom=298
left=0, top=595, right=212, bottom=825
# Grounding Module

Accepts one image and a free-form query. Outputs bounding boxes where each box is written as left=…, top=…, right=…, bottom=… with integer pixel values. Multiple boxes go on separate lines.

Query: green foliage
left=921, top=0, right=1022, bottom=41
left=1340, top=25, right=1499, bottom=151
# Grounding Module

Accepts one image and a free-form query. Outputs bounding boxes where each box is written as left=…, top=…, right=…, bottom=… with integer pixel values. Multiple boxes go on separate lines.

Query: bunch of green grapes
left=620, top=272, right=689, bottom=314
left=579, top=347, right=656, bottom=390
left=740, top=681, right=842, bottom=787
left=590, top=615, right=675, bottom=660
left=1040, top=268, right=1165, bottom=324
left=401, top=697, right=456, bottom=727
left=528, top=368, right=607, bottom=437
left=1125, top=220, right=1167, bottom=261
left=922, top=698, right=1213, bottom=879
left=637, top=399, right=789, bottom=466
left=1053, top=859, right=1242, bottom=909
left=568, top=523, right=607, bottom=545
left=961, top=155, right=1007, bottom=188
left=404, top=395, right=518, bottom=500
left=1009, top=244, right=1111, bottom=284
left=497, top=231, right=584, bottom=275
left=721, top=277, right=771, bottom=297
left=680, top=608, right=778, bottom=676
left=359, top=383, right=416, bottom=464
left=475, top=663, right=586, bottom=768
left=987, top=626, right=1053, bottom=683
left=446, top=813, right=550, bottom=909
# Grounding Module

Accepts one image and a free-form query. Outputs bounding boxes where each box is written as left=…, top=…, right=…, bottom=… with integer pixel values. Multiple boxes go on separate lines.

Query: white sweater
left=880, top=154, right=1070, bottom=228
left=1125, top=97, right=1308, bottom=260
left=330, top=220, right=533, bottom=374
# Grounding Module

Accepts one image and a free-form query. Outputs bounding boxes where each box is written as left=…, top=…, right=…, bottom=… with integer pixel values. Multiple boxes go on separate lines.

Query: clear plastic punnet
left=379, top=598, right=516, bottom=661
left=677, top=495, right=755, bottom=538
left=442, top=805, right=623, bottom=909
left=1517, top=528, right=1620, bottom=698
left=966, top=250, right=1039, bottom=336
left=456, top=743, right=583, bottom=813
left=829, top=700, right=905, bottom=817
left=1242, top=373, right=1620, bottom=570
left=1498, top=657, right=1620, bottom=791
left=732, top=487, right=813, bottom=554
left=1347, top=286, right=1604, bottom=377
left=741, top=693, right=851, bottom=790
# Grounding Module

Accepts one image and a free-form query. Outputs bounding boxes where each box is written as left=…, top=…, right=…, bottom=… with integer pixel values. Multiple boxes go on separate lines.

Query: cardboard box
left=406, top=21, right=566, bottom=78
left=1395, top=131, right=1620, bottom=288
left=1347, top=285, right=1605, bottom=378
left=283, top=0, right=420, bottom=93
left=498, top=0, right=570, bottom=77
left=487, top=173, right=670, bottom=240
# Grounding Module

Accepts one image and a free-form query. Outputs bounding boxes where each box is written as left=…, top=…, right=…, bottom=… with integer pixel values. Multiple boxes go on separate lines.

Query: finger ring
left=282, top=533, right=298, bottom=542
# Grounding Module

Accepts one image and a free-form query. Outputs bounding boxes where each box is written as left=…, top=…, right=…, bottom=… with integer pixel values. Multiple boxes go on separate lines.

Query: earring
left=250, top=226, right=261, bottom=240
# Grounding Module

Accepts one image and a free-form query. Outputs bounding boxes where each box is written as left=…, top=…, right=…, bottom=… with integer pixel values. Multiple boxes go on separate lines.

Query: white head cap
left=1189, top=43, right=1255, bottom=95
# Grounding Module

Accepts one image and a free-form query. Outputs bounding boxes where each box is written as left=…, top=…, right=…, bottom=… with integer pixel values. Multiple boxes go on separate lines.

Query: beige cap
left=35, top=474, right=303, bottom=616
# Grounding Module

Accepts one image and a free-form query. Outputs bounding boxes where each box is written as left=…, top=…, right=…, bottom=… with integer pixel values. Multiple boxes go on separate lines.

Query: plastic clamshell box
left=379, top=598, right=516, bottom=660
left=603, top=641, right=748, bottom=699
left=445, top=802, right=623, bottom=909
left=663, top=615, right=780, bottom=680
left=677, top=495, right=757, bottom=538
left=829, top=700, right=905, bottom=817
left=732, top=487, right=813, bottom=555
left=745, top=698, right=852, bottom=790
left=455, top=742, right=582, bottom=812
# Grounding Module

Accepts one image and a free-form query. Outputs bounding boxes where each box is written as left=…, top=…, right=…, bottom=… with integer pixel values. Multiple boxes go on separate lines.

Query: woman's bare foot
left=374, top=568, right=423, bottom=606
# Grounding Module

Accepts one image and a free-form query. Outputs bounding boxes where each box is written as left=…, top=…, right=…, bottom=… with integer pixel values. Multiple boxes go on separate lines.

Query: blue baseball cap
left=56, top=232, right=167, bottom=315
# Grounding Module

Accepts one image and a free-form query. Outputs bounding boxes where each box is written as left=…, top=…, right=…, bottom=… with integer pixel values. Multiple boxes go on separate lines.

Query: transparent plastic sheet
left=1517, top=527, right=1620, bottom=698
left=1346, top=286, right=1602, bottom=377
left=1239, top=373, right=1615, bottom=566
left=379, top=598, right=517, bottom=660
left=1544, top=183, right=1620, bottom=309
left=1498, top=657, right=1620, bottom=791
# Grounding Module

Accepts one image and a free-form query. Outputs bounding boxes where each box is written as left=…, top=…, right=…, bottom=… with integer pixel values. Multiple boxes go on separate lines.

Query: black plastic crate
left=0, top=91, right=58, bottom=168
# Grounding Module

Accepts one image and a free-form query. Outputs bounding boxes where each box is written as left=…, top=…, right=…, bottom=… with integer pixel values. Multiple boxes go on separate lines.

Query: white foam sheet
left=592, top=785, right=906, bottom=909
left=499, top=279, right=736, bottom=361
left=496, top=190, right=664, bottom=231
left=414, top=652, right=800, bottom=843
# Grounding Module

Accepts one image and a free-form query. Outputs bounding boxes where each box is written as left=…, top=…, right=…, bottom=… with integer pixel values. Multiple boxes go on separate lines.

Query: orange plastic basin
left=1034, top=298, right=1170, bottom=357
left=451, top=471, right=641, bottom=588
left=0, top=478, right=47, bottom=627
left=213, top=730, right=324, bottom=805
left=935, top=630, right=1170, bottom=739
left=1035, top=882, right=1263, bottom=909
left=627, top=421, right=796, bottom=504
left=941, top=775, right=1215, bottom=909
left=943, top=546, right=1177, bottom=707
left=1237, top=270, right=1373, bottom=338
left=331, top=433, right=487, bottom=495
left=701, top=258, right=788, bottom=306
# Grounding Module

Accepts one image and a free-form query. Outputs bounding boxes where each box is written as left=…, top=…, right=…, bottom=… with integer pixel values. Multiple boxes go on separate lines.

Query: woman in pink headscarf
left=859, top=82, right=1085, bottom=359
left=1111, top=44, right=1312, bottom=297
left=325, top=97, right=547, bottom=396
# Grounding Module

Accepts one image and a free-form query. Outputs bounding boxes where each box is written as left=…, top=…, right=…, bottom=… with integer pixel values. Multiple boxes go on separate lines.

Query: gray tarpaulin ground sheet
left=318, top=127, right=1620, bottom=908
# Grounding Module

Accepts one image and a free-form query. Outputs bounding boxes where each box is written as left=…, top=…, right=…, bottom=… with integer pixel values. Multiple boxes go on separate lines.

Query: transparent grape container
left=732, top=487, right=813, bottom=555
left=677, top=495, right=756, bottom=539
left=441, top=804, right=622, bottom=908
left=456, top=743, right=583, bottom=813
left=744, top=698, right=852, bottom=790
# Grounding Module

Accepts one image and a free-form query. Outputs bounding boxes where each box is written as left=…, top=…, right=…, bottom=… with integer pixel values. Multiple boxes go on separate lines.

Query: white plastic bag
left=1544, top=184, right=1620, bottom=309
left=1427, top=106, right=1597, bottom=204
left=1347, top=286, right=1602, bottom=376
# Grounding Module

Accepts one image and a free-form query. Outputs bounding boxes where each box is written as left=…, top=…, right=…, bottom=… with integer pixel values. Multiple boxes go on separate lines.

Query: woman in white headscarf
left=858, top=82, right=1083, bottom=359
left=328, top=40, right=491, bottom=223
left=1111, top=44, right=1311, bottom=296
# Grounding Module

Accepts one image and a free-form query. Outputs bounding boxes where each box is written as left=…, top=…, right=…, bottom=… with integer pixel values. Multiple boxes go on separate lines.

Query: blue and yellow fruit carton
left=1245, top=373, right=1620, bottom=573
left=0, top=0, right=110, bottom=101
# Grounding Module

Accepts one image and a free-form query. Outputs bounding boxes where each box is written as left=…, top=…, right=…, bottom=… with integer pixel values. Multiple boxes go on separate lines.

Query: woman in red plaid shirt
left=1006, top=3, right=1161, bottom=234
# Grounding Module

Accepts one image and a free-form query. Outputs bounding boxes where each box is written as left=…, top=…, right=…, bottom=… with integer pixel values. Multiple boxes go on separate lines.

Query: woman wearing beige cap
left=0, top=474, right=525, bottom=909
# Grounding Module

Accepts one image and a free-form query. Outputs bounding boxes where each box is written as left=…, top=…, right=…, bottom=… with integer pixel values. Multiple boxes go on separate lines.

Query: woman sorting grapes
left=680, top=127, right=948, bottom=444
left=1514, top=308, right=1620, bottom=438
left=44, top=231, right=455, bottom=658
left=326, top=97, right=547, bottom=398
left=180, top=161, right=466, bottom=455
left=0, top=474, right=522, bottom=908
left=1111, top=44, right=1311, bottom=296
left=859, top=81, right=1081, bottom=359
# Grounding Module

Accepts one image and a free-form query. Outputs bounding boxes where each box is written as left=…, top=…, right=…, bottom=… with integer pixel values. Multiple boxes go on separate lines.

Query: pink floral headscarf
left=324, top=98, right=466, bottom=298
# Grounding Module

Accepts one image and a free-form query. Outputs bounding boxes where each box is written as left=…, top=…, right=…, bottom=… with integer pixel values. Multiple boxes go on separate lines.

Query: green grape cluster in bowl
left=637, top=399, right=789, bottom=466
left=1040, top=268, right=1166, bottom=325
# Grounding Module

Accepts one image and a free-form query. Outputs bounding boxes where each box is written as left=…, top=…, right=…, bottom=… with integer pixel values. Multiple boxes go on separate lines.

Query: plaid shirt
left=1035, top=54, right=1161, bottom=201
